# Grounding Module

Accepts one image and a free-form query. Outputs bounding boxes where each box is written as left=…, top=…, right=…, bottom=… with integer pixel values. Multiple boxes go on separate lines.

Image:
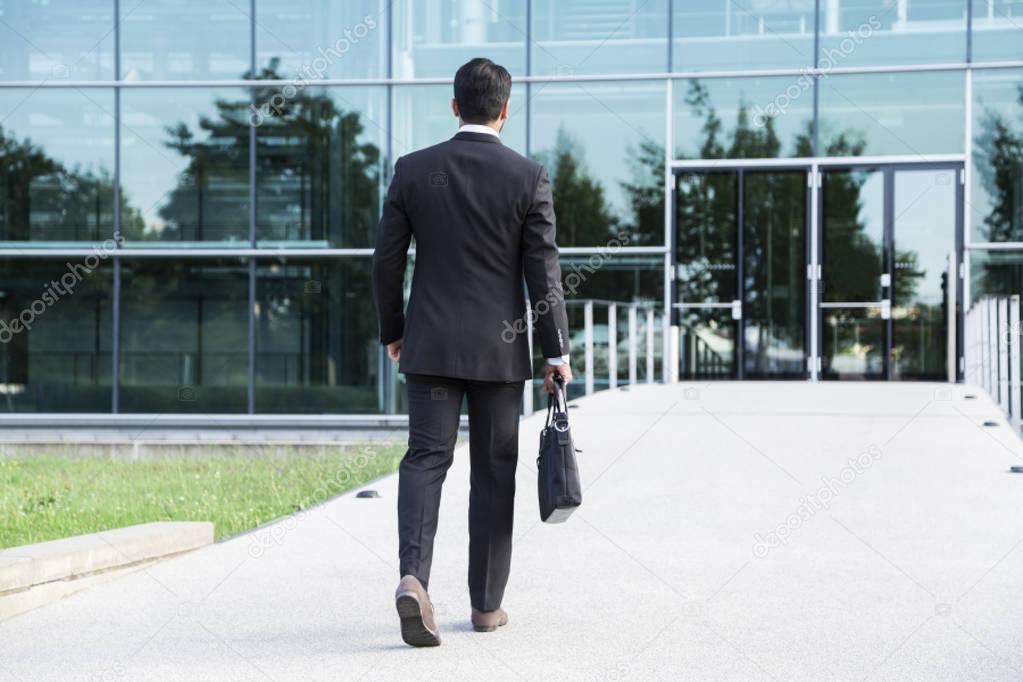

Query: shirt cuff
left=546, top=355, right=570, bottom=366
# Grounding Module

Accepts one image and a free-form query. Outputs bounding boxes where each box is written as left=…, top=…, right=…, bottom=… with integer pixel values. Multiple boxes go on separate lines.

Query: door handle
left=731, top=300, right=742, bottom=320
left=881, top=299, right=891, bottom=320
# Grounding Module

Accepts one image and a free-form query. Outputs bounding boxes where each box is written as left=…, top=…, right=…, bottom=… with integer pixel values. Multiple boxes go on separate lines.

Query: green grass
left=0, top=443, right=405, bottom=548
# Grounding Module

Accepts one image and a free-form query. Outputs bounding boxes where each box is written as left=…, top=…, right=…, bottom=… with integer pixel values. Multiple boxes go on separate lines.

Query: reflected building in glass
left=0, top=0, right=1022, bottom=417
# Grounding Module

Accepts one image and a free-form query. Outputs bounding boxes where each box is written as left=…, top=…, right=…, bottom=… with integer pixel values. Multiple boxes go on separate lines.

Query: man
left=372, top=57, right=572, bottom=647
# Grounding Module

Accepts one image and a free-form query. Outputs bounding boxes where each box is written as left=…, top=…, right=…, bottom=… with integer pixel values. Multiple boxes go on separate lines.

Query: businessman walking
left=372, top=58, right=571, bottom=647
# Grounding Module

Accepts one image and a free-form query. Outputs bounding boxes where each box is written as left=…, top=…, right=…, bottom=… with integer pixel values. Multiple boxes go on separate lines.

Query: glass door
left=819, top=168, right=888, bottom=379
left=674, top=171, right=738, bottom=379
left=674, top=169, right=810, bottom=379
left=891, top=168, right=960, bottom=380
left=743, top=171, right=809, bottom=378
left=818, top=165, right=962, bottom=381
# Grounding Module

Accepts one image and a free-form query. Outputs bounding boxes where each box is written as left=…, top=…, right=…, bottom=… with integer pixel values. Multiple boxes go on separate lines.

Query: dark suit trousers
left=398, top=373, right=524, bottom=612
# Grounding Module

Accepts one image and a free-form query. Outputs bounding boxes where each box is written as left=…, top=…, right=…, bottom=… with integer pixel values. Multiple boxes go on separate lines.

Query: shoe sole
left=472, top=617, right=508, bottom=633
left=395, top=592, right=441, bottom=647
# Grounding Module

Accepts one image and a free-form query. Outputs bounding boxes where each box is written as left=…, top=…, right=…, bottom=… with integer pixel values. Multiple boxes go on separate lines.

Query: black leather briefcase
left=537, top=377, right=582, bottom=523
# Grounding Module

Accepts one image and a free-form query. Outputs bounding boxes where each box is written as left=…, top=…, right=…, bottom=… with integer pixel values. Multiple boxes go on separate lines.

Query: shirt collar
left=458, top=123, right=500, bottom=138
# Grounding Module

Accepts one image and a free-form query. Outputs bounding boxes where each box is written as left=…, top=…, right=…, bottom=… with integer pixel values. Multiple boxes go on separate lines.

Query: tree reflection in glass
left=0, top=90, right=116, bottom=244
left=254, top=60, right=385, bottom=248
left=121, top=60, right=385, bottom=247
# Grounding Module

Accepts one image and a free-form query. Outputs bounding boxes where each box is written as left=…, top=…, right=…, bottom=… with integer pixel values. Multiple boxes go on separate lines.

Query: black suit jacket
left=372, top=131, right=570, bottom=382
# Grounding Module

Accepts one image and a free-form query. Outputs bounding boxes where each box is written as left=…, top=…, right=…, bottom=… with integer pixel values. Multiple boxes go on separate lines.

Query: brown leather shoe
left=395, top=575, right=441, bottom=647
left=471, top=607, right=509, bottom=633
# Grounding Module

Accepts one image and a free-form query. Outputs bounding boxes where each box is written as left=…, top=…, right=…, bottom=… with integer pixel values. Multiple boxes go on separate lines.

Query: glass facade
left=120, top=88, right=251, bottom=245
left=0, top=1, right=1019, bottom=415
left=119, top=259, right=249, bottom=413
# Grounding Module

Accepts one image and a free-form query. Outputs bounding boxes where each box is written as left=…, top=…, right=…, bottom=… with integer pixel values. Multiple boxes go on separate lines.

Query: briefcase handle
left=544, top=375, right=568, bottom=429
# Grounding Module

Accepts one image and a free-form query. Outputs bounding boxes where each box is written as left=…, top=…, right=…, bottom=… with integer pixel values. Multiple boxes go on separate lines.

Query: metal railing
left=677, top=318, right=732, bottom=379
left=524, top=298, right=662, bottom=414
left=965, top=295, right=1021, bottom=431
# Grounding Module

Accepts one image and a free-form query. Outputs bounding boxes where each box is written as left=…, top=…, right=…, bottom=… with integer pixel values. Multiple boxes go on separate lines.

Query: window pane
left=822, top=307, right=885, bottom=379
left=255, top=85, right=386, bottom=248
left=0, top=258, right=113, bottom=412
left=255, top=258, right=381, bottom=413
left=0, top=89, right=116, bottom=244
left=818, top=71, right=965, bottom=156
left=532, top=0, right=668, bottom=75
left=673, top=77, right=814, bottom=160
left=672, top=0, right=815, bottom=72
left=971, top=0, right=1023, bottom=62
left=676, top=171, right=737, bottom=303
left=0, top=0, right=114, bottom=81
left=120, top=88, right=250, bottom=245
left=822, top=169, right=885, bottom=302
left=120, top=259, right=249, bottom=413
left=256, top=0, right=387, bottom=80
left=971, top=68, right=1023, bottom=242
left=531, top=81, right=665, bottom=246
left=121, top=0, right=250, bottom=80
left=393, top=0, right=527, bottom=78
left=392, top=84, right=525, bottom=157
left=970, top=249, right=1023, bottom=300
left=819, top=0, right=967, bottom=66
left=562, top=255, right=664, bottom=303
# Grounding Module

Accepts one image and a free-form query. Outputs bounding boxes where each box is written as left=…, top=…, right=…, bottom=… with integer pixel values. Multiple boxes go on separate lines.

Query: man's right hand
left=543, top=363, right=572, bottom=394
left=387, top=339, right=402, bottom=362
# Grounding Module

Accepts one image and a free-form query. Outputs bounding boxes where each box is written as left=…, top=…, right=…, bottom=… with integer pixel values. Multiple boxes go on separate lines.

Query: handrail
left=524, top=298, right=663, bottom=414
left=965, top=296, right=1022, bottom=432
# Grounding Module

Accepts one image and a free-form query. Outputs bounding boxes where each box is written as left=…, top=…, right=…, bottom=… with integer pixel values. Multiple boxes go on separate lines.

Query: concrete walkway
left=2, top=382, right=1022, bottom=681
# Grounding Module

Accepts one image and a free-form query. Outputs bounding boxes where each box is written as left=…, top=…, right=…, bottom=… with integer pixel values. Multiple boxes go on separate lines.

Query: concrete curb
left=0, top=521, right=213, bottom=621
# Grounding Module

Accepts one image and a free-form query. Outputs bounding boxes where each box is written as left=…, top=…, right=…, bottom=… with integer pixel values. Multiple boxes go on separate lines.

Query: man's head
left=451, top=57, right=511, bottom=130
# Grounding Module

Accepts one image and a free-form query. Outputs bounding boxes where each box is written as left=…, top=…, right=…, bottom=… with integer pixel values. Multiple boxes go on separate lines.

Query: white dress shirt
left=457, top=124, right=570, bottom=367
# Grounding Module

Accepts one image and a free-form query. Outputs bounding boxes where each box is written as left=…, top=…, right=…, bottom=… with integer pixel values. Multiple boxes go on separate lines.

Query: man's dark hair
left=453, top=58, right=511, bottom=124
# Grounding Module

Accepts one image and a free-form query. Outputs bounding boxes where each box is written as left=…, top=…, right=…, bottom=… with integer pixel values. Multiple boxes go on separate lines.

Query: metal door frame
left=670, top=154, right=966, bottom=382
left=816, top=161, right=964, bottom=381
left=671, top=164, right=811, bottom=380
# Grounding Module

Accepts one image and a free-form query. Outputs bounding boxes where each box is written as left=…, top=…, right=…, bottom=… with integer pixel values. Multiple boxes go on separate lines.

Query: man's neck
left=459, top=122, right=500, bottom=137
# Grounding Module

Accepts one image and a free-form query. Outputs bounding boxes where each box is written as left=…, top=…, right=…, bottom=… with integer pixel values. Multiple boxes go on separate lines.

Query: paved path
left=2, top=382, right=1023, bottom=681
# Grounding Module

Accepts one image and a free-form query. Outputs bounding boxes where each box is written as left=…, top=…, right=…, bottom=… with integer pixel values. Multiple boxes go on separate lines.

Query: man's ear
left=499, top=98, right=510, bottom=122
left=451, top=98, right=460, bottom=119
